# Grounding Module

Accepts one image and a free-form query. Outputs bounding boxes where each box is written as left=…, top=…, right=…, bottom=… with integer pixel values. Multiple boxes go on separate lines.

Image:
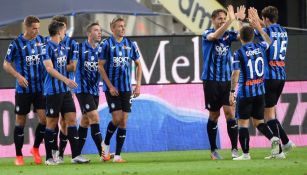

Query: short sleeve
left=97, top=44, right=103, bottom=59
left=42, top=44, right=51, bottom=61
left=254, top=28, right=267, bottom=41
left=228, top=31, right=238, bottom=42
left=5, top=41, right=16, bottom=62
left=131, top=41, right=140, bottom=61
left=71, top=40, right=79, bottom=61
left=232, top=51, right=241, bottom=70
left=202, top=29, right=214, bottom=41
left=256, top=41, right=270, bottom=51
left=99, top=40, right=108, bottom=60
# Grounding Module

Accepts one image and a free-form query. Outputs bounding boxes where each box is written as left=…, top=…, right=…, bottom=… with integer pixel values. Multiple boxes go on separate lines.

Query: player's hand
left=65, top=79, right=78, bottom=89
left=109, top=85, right=119, bottom=96
left=132, top=85, right=141, bottom=98
left=17, top=75, right=28, bottom=88
left=248, top=7, right=260, bottom=21
left=248, top=7, right=262, bottom=30
left=249, top=16, right=262, bottom=31
left=235, top=5, right=246, bottom=21
left=227, top=5, right=236, bottom=22
left=229, top=92, right=236, bottom=106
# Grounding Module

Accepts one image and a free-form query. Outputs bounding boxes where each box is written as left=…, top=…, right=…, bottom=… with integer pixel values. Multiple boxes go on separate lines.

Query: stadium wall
left=0, top=36, right=307, bottom=157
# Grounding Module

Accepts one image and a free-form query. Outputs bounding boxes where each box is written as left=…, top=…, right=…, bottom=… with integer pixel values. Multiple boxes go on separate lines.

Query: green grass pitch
left=1, top=147, right=306, bottom=175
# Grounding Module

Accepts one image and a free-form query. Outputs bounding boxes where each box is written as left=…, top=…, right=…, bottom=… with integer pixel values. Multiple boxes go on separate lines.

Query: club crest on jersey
left=119, top=51, right=123, bottom=56
left=31, top=49, right=35, bottom=54
left=215, top=43, right=229, bottom=56
left=50, top=108, right=54, bottom=114
left=42, top=48, right=46, bottom=55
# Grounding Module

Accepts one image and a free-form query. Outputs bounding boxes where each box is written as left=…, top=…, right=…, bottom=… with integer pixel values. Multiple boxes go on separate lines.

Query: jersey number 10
left=247, top=57, right=264, bottom=79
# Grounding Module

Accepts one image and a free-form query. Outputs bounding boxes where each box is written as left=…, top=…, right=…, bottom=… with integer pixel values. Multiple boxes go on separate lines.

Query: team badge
left=111, top=103, right=115, bottom=109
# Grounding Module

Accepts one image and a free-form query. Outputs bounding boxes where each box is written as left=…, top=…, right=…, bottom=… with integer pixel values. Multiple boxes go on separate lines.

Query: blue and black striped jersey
left=233, top=42, right=270, bottom=98
left=99, top=36, right=140, bottom=92
left=255, top=24, right=288, bottom=80
left=45, top=35, right=78, bottom=80
left=5, top=34, right=45, bottom=93
left=61, top=35, right=78, bottom=80
left=74, top=40, right=102, bottom=96
left=201, top=29, right=238, bottom=82
left=43, top=40, right=76, bottom=95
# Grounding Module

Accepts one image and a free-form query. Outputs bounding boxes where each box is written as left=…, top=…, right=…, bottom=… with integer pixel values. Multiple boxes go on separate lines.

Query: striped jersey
left=43, top=40, right=76, bottom=95
left=99, top=36, right=140, bottom=92
left=74, top=40, right=102, bottom=96
left=5, top=34, right=45, bottom=93
left=201, top=29, right=238, bottom=81
left=45, top=35, right=78, bottom=80
left=255, top=24, right=288, bottom=80
left=233, top=42, right=270, bottom=98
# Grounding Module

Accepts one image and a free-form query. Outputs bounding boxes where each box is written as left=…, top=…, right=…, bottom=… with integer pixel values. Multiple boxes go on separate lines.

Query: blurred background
left=0, top=0, right=306, bottom=37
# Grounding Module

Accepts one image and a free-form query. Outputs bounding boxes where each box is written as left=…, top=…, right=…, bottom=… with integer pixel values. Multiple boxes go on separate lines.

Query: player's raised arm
left=235, top=5, right=246, bottom=35
left=249, top=8, right=272, bottom=45
left=207, top=5, right=236, bottom=41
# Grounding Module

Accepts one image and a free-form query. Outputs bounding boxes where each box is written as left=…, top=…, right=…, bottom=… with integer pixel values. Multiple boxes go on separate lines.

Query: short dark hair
left=86, top=22, right=100, bottom=33
left=52, top=15, right=68, bottom=26
left=239, top=26, right=254, bottom=43
left=24, top=15, right=40, bottom=27
left=261, top=6, right=278, bottom=23
left=110, top=16, right=125, bottom=28
left=48, top=21, right=65, bottom=37
left=211, top=9, right=227, bottom=19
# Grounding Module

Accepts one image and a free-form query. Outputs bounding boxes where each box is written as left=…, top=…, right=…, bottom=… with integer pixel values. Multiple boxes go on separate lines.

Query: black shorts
left=76, top=93, right=99, bottom=114
left=15, top=93, right=45, bottom=115
left=264, top=80, right=285, bottom=108
left=105, top=91, right=132, bottom=113
left=236, top=95, right=265, bottom=120
left=203, top=81, right=231, bottom=112
left=45, top=92, right=76, bottom=118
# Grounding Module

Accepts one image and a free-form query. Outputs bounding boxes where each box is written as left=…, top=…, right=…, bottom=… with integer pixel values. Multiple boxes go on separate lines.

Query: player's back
left=257, top=24, right=288, bottom=80
left=233, top=42, right=270, bottom=98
